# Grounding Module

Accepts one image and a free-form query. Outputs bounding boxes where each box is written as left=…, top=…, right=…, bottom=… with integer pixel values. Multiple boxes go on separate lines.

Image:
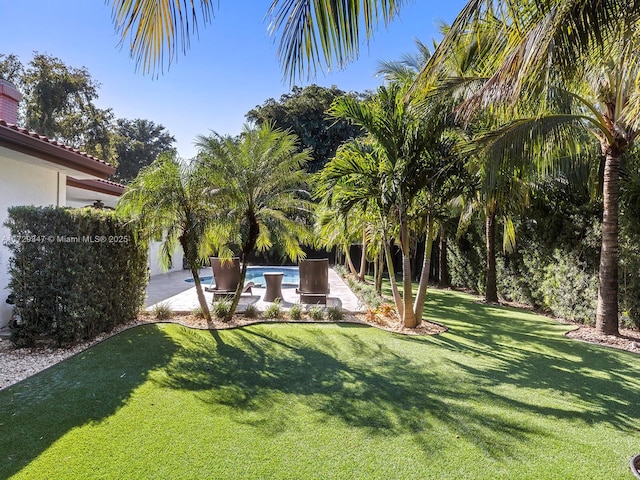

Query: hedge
left=5, top=206, right=148, bottom=346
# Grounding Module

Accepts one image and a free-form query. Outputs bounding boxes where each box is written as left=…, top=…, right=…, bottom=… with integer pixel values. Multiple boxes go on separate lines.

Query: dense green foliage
left=112, top=118, right=175, bottom=183
left=18, top=53, right=116, bottom=162
left=195, top=123, right=313, bottom=318
left=447, top=175, right=640, bottom=327
left=117, top=152, right=217, bottom=322
left=246, top=85, right=364, bottom=172
left=4, top=206, right=148, bottom=346
left=1, top=289, right=638, bottom=479
left=0, top=52, right=175, bottom=173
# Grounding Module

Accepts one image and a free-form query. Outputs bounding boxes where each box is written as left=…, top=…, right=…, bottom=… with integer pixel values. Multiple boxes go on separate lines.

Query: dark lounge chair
left=205, top=257, right=254, bottom=300
left=296, top=259, right=330, bottom=304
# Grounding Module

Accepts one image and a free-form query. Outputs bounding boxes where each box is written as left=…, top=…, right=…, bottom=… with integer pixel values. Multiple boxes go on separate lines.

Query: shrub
left=5, top=206, right=148, bottom=347
left=212, top=300, right=232, bottom=319
left=325, top=305, right=343, bottom=321
left=153, top=302, right=174, bottom=320
left=540, top=250, right=597, bottom=324
left=308, top=305, right=324, bottom=320
left=379, top=303, right=396, bottom=317
left=288, top=303, right=303, bottom=320
left=244, top=304, right=259, bottom=318
left=191, top=305, right=205, bottom=319
left=263, top=300, right=282, bottom=319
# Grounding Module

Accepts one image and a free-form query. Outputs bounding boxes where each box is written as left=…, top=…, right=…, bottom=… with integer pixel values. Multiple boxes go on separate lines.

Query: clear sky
left=1, top=1, right=467, bottom=159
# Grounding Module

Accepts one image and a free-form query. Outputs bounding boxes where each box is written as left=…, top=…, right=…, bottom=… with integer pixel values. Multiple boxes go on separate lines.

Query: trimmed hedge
left=5, top=206, right=148, bottom=346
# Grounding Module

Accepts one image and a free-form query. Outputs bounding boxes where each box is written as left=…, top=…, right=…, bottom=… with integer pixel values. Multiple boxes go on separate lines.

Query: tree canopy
left=246, top=85, right=365, bottom=172
left=113, top=118, right=176, bottom=183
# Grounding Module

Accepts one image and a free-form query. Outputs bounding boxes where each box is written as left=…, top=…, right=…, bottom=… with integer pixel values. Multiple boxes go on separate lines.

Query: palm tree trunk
left=375, top=251, right=383, bottom=295
left=414, top=216, right=434, bottom=322
left=485, top=209, right=499, bottom=303
left=181, top=235, right=211, bottom=322
left=345, top=247, right=358, bottom=276
left=438, top=224, right=450, bottom=288
left=228, top=212, right=259, bottom=320
left=191, top=268, right=212, bottom=323
left=358, top=228, right=367, bottom=281
left=383, top=239, right=403, bottom=318
left=228, top=257, right=249, bottom=321
left=596, top=153, right=620, bottom=335
left=401, top=251, right=416, bottom=327
left=399, top=216, right=416, bottom=328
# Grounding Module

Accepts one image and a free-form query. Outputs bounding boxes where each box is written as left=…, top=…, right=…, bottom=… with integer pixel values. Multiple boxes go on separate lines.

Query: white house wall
left=0, top=154, right=62, bottom=329
left=148, top=240, right=184, bottom=277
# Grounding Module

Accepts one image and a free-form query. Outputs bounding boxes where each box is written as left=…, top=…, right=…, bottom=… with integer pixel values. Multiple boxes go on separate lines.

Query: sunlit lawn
left=1, top=288, right=639, bottom=479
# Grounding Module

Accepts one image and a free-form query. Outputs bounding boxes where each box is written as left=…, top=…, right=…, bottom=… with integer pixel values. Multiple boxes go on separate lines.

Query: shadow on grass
left=156, top=323, right=541, bottom=459
left=154, top=286, right=639, bottom=460
left=0, top=325, right=178, bottom=479
left=418, top=290, right=640, bottom=432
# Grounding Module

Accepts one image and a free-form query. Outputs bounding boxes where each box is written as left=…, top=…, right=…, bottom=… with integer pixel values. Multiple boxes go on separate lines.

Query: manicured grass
left=1, top=289, right=639, bottom=479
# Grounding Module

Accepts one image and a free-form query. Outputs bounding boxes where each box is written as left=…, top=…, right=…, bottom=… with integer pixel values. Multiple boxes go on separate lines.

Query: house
left=0, top=79, right=183, bottom=331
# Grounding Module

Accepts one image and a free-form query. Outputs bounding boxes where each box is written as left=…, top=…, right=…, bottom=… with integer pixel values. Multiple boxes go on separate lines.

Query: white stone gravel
left=1, top=314, right=637, bottom=392
left=0, top=319, right=149, bottom=391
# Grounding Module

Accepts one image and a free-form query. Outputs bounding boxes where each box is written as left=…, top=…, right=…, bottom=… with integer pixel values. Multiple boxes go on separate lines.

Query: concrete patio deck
left=145, top=266, right=362, bottom=313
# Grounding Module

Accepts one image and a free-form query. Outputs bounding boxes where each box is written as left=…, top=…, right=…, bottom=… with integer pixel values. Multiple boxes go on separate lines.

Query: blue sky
left=1, top=1, right=467, bottom=159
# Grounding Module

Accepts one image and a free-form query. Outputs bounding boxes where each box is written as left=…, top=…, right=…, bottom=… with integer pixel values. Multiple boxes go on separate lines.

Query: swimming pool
left=185, top=266, right=300, bottom=288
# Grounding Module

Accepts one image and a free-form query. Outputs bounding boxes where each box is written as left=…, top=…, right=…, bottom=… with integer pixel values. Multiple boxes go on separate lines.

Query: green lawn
left=1, top=289, right=639, bottom=479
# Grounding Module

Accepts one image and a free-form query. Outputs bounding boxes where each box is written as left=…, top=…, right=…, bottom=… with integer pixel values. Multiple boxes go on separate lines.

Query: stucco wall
left=0, top=154, right=63, bottom=329
left=148, top=240, right=185, bottom=277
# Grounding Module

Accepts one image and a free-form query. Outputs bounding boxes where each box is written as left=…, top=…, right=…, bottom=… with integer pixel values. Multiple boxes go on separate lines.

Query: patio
left=145, top=266, right=361, bottom=313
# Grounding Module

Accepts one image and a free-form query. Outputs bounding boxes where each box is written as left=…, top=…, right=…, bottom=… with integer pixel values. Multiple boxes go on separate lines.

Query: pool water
left=185, top=266, right=300, bottom=288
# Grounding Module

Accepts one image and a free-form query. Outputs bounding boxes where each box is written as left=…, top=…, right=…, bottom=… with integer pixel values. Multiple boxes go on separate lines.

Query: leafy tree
left=246, top=85, right=364, bottom=172
left=195, top=123, right=313, bottom=319
left=0, top=54, right=24, bottom=85
left=17, top=52, right=117, bottom=163
left=117, top=153, right=215, bottom=322
left=113, top=118, right=176, bottom=183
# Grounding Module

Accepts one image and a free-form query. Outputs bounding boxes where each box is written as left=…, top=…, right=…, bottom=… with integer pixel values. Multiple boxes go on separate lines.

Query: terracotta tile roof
left=0, top=119, right=115, bottom=178
left=67, top=177, right=125, bottom=196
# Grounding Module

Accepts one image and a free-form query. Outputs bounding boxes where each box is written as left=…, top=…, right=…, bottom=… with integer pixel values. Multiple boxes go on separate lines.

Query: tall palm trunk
left=191, top=267, right=212, bottom=323
left=414, top=215, right=435, bottom=322
left=358, top=228, right=367, bottom=281
left=228, top=213, right=259, bottom=320
left=227, top=257, right=250, bottom=321
left=375, top=251, right=384, bottom=295
left=399, top=212, right=416, bottom=328
left=596, top=152, right=620, bottom=335
left=401, top=251, right=416, bottom=327
left=181, top=235, right=211, bottom=322
left=383, top=239, right=403, bottom=318
left=485, top=208, right=498, bottom=303
left=344, top=247, right=358, bottom=276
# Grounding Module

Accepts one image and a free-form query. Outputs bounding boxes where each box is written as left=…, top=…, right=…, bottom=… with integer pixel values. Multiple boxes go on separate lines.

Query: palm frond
left=110, top=0, right=217, bottom=75
left=268, top=0, right=406, bottom=82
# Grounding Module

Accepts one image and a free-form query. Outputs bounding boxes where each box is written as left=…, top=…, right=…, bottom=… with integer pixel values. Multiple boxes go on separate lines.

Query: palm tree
left=116, top=152, right=215, bottom=322
left=108, top=0, right=406, bottom=80
left=195, top=123, right=312, bottom=319
left=315, top=137, right=405, bottom=317
left=420, top=1, right=640, bottom=335
left=326, top=84, right=452, bottom=327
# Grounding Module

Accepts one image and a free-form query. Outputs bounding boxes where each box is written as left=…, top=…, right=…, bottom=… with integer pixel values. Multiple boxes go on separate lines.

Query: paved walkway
left=145, top=267, right=362, bottom=313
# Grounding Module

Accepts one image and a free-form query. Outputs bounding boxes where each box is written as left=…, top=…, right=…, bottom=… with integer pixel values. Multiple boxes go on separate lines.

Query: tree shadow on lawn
left=0, top=325, right=178, bottom=479
left=414, top=290, right=640, bottom=433
left=156, top=323, right=543, bottom=459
